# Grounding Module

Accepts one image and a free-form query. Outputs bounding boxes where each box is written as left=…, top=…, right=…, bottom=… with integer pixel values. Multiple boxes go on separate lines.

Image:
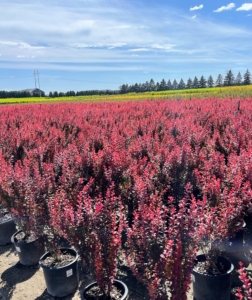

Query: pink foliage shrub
left=236, top=262, right=252, bottom=300
left=0, top=98, right=252, bottom=297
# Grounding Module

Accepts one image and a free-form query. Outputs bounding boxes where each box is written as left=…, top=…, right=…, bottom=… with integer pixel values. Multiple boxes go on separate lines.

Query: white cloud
left=129, top=48, right=149, bottom=52
left=0, top=41, right=44, bottom=50
left=150, top=44, right=175, bottom=50
left=105, top=25, right=131, bottom=29
left=192, top=15, right=197, bottom=19
left=237, top=3, right=252, bottom=11
left=17, top=55, right=36, bottom=58
left=190, top=4, right=203, bottom=11
left=72, top=43, right=127, bottom=49
left=214, top=3, right=235, bottom=12
left=0, top=0, right=251, bottom=72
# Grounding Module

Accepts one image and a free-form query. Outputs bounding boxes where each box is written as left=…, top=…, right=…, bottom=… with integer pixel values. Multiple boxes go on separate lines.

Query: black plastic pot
left=11, top=230, right=45, bottom=266
left=0, top=213, right=16, bottom=246
left=39, top=248, right=79, bottom=297
left=192, top=255, right=234, bottom=300
left=82, top=280, right=129, bottom=300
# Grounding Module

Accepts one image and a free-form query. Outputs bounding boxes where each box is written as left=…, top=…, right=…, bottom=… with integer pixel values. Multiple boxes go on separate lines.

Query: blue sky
left=0, top=0, right=252, bottom=93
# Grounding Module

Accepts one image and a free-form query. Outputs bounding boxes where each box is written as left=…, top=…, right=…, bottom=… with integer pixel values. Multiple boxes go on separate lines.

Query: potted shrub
left=39, top=246, right=79, bottom=297
left=125, top=184, right=199, bottom=300
left=191, top=194, right=236, bottom=300
left=191, top=149, right=252, bottom=299
left=49, top=179, right=129, bottom=300
left=81, top=184, right=128, bottom=300
left=39, top=188, right=80, bottom=298
left=0, top=155, right=50, bottom=265
left=194, top=151, right=252, bottom=261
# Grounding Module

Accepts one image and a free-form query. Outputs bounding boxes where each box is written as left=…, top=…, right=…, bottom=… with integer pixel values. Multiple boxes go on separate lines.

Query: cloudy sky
left=0, top=0, right=252, bottom=93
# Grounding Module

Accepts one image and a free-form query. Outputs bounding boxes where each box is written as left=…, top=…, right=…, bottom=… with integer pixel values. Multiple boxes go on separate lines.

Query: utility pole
left=34, top=70, right=37, bottom=89
left=36, top=70, right=41, bottom=97
left=34, top=70, right=41, bottom=97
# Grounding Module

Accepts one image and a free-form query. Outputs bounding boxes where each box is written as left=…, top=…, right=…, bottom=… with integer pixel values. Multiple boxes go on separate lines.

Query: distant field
left=0, top=85, right=252, bottom=105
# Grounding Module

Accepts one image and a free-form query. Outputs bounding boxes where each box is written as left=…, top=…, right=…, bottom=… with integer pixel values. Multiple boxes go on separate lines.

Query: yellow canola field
left=0, top=85, right=252, bottom=105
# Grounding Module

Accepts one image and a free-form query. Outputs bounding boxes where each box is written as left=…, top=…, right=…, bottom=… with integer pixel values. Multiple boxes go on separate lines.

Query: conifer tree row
left=0, top=69, right=251, bottom=98
left=119, top=69, right=251, bottom=94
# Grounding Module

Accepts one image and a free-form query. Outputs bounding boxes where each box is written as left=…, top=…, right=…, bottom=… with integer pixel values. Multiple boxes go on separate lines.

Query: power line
left=0, top=75, right=121, bottom=85
left=47, top=77, right=122, bottom=84
left=0, top=76, right=34, bottom=80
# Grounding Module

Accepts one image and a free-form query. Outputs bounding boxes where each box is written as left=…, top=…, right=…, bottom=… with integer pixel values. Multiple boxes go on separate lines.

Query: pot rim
left=83, top=279, right=128, bottom=300
left=39, top=247, right=79, bottom=270
left=0, top=213, right=13, bottom=224
left=11, top=229, right=39, bottom=245
left=193, top=254, right=234, bottom=277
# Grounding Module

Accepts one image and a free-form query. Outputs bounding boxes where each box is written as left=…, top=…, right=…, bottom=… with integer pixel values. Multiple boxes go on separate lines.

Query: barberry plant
left=236, top=262, right=252, bottom=300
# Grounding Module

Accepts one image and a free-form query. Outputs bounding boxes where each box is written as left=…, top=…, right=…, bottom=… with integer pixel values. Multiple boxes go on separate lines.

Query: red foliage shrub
left=236, top=262, right=252, bottom=300
left=0, top=98, right=252, bottom=296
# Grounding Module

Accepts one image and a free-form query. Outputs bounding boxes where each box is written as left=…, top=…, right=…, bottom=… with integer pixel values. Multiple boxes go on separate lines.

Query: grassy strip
left=0, top=85, right=252, bottom=105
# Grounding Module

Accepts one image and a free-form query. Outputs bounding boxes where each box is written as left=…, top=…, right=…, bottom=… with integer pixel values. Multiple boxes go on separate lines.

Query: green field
left=1, top=85, right=252, bottom=105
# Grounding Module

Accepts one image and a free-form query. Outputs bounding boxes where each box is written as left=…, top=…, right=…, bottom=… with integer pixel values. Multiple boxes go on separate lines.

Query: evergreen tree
left=207, top=75, right=214, bottom=88
left=160, top=79, right=166, bottom=91
left=193, top=76, right=199, bottom=88
left=120, top=84, right=127, bottom=94
left=134, top=83, right=140, bottom=92
left=53, top=91, right=59, bottom=97
left=199, top=75, right=207, bottom=88
left=186, top=78, right=193, bottom=89
left=149, top=78, right=156, bottom=91
left=172, top=79, right=178, bottom=90
left=215, top=74, right=223, bottom=87
left=167, top=79, right=172, bottom=90
left=178, top=78, right=185, bottom=90
left=236, top=72, right=243, bottom=85
left=138, top=83, right=143, bottom=92
left=224, top=70, right=235, bottom=86
left=143, top=81, right=149, bottom=92
left=243, top=69, right=251, bottom=85
left=49, top=91, right=53, bottom=97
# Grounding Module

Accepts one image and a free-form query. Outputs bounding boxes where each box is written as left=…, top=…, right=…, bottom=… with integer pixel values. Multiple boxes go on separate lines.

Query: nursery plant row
left=1, top=98, right=252, bottom=299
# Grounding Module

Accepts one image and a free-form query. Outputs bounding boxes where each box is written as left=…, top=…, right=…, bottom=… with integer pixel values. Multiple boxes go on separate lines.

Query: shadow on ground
left=0, top=243, right=15, bottom=257
left=35, top=289, right=78, bottom=300
left=1, top=264, right=37, bottom=299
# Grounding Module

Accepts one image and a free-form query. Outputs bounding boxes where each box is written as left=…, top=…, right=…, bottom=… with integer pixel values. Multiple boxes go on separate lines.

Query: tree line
left=0, top=69, right=251, bottom=99
left=48, top=69, right=252, bottom=97
left=0, top=90, right=45, bottom=99
left=48, top=89, right=119, bottom=98
left=119, top=69, right=251, bottom=94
